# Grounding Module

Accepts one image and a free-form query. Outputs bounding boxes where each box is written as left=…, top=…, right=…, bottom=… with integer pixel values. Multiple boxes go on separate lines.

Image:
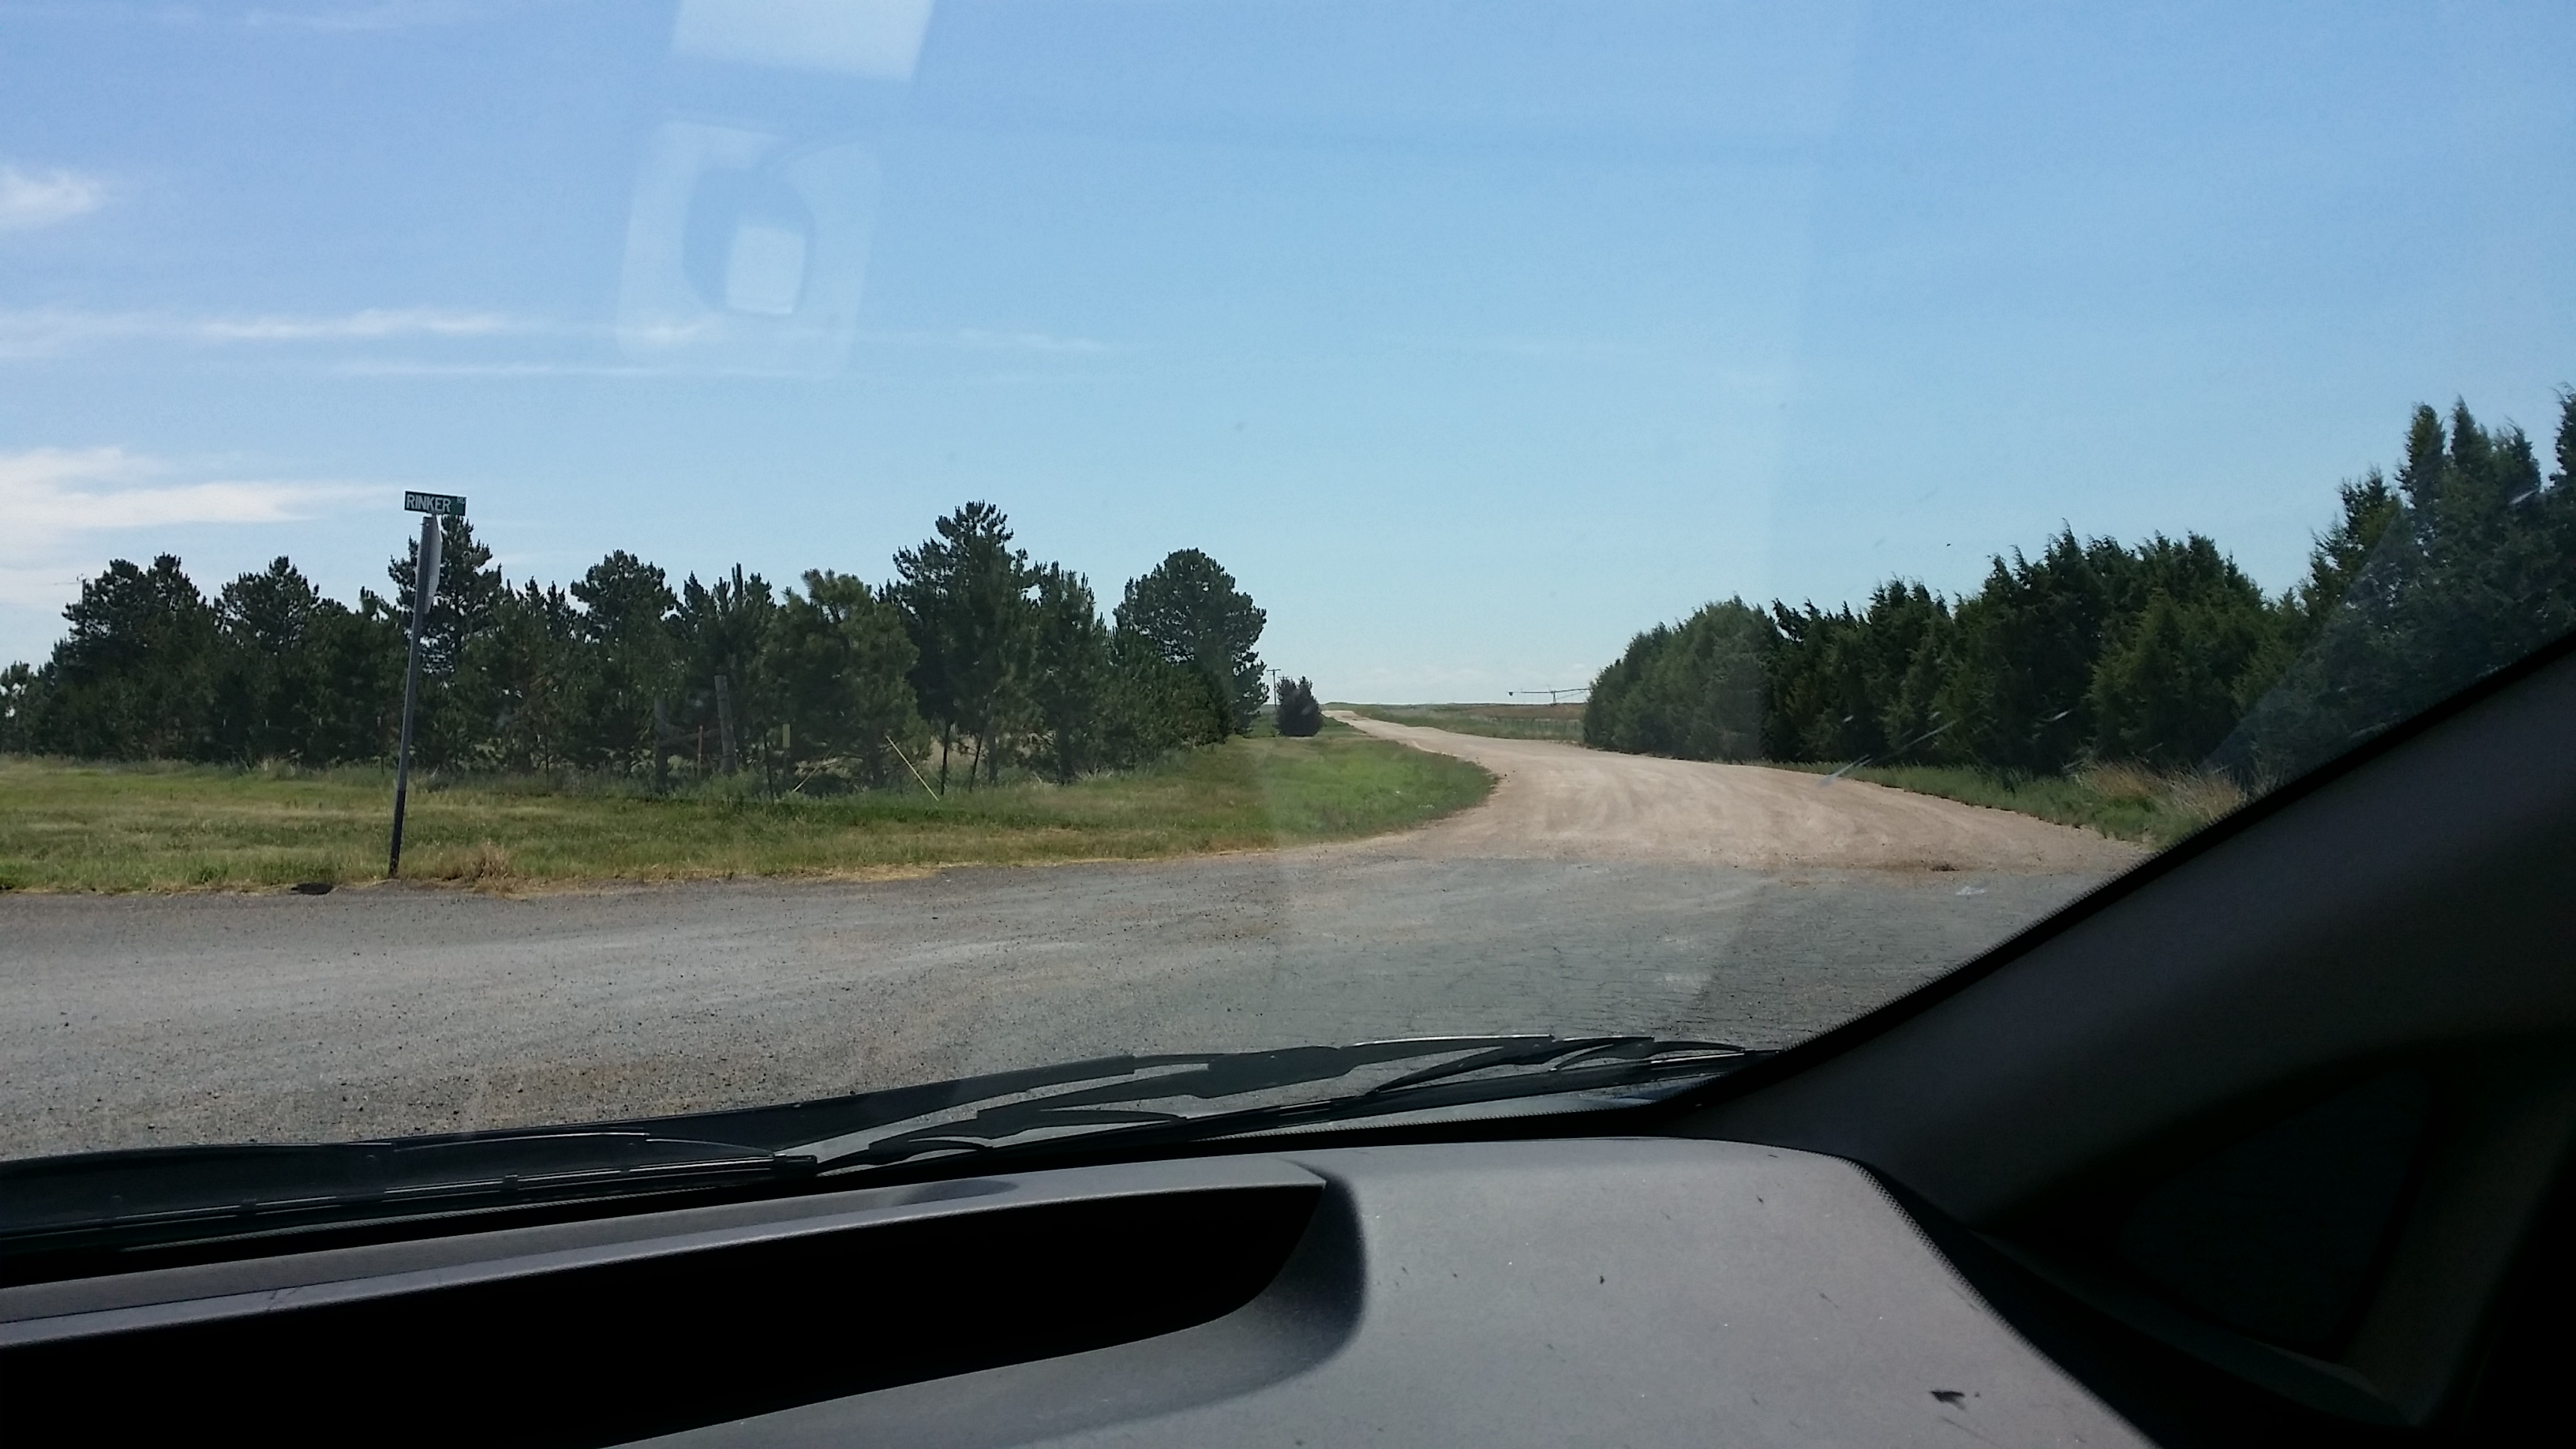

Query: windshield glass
left=2, top=2, right=2571, bottom=1188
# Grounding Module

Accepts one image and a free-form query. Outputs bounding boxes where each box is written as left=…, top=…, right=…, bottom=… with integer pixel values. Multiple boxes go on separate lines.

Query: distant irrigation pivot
left=1508, top=687, right=1590, bottom=706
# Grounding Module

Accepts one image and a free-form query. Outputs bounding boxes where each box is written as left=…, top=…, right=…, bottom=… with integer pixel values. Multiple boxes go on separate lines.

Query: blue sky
left=2, top=0, right=2570, bottom=699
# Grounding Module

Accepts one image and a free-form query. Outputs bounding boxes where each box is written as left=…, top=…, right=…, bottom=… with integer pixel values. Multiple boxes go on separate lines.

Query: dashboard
left=3, top=1138, right=2140, bottom=1447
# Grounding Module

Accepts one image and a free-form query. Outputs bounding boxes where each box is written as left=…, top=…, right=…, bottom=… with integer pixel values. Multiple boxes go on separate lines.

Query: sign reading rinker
left=403, top=491, right=467, bottom=516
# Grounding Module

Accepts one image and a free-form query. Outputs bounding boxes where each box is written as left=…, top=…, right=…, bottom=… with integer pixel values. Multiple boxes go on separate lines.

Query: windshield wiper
left=0, top=1035, right=1759, bottom=1265
left=0, top=1129, right=808, bottom=1259
left=780, top=1034, right=1762, bottom=1170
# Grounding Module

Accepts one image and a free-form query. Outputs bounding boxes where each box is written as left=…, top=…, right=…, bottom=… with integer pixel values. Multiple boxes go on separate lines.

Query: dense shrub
left=1275, top=676, right=1324, bottom=736
left=1585, top=600, right=1772, bottom=761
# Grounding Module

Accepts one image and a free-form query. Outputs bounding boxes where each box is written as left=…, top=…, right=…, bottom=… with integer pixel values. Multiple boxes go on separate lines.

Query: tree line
left=1586, top=395, right=2576, bottom=788
left=0, top=501, right=1276, bottom=792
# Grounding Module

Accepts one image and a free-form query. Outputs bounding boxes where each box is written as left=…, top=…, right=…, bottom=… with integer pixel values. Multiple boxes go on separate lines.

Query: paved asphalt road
left=0, top=725, right=2144, bottom=1159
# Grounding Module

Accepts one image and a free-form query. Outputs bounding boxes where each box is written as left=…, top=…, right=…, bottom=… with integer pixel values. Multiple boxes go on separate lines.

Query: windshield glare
left=1, top=2, right=2571, bottom=1204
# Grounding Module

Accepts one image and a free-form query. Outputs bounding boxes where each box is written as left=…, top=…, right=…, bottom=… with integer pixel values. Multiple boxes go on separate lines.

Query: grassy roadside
left=1773, top=760, right=2245, bottom=849
left=1337, top=702, right=1586, bottom=742
left=0, top=731, right=1494, bottom=893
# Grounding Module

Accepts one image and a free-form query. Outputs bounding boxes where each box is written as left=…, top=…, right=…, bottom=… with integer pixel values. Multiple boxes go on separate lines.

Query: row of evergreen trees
left=1586, top=396, right=2576, bottom=787
left=0, top=501, right=1272, bottom=792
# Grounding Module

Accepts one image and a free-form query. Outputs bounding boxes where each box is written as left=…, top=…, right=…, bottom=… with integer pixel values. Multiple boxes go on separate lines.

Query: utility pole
left=388, top=492, right=465, bottom=878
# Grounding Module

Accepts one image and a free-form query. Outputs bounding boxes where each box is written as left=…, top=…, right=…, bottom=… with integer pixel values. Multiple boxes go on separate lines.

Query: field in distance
left=0, top=725, right=1493, bottom=893
left=1336, top=702, right=1586, bottom=742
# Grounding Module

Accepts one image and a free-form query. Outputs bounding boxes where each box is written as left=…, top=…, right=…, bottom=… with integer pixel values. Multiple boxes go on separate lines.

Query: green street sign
left=403, top=491, right=467, bottom=516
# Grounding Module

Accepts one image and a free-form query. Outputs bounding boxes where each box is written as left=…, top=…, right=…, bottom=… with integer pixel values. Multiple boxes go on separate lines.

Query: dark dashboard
left=2, top=1139, right=2143, bottom=1447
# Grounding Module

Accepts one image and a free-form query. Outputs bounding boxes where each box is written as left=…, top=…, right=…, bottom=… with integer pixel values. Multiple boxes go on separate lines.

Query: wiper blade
left=785, top=1035, right=1760, bottom=1170
left=0, top=1129, right=807, bottom=1252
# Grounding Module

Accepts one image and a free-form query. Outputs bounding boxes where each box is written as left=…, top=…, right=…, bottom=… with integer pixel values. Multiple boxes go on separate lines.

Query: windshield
left=2, top=3, right=2571, bottom=1200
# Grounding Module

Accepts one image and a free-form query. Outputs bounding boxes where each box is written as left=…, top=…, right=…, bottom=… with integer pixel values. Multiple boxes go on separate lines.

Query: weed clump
left=428, top=840, right=516, bottom=886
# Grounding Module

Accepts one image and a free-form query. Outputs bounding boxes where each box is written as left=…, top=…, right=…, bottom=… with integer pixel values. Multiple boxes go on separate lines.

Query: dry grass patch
left=2076, top=762, right=2248, bottom=830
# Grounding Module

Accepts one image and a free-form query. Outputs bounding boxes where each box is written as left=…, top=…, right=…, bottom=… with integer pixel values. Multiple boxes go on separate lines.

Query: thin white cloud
left=0, top=447, right=366, bottom=557
left=860, top=327, right=1121, bottom=355
left=334, top=324, right=1122, bottom=378
left=0, top=164, right=107, bottom=234
left=333, top=360, right=667, bottom=378
left=1380, top=332, right=1633, bottom=363
left=0, top=309, right=1113, bottom=368
left=195, top=307, right=519, bottom=341
left=953, top=328, right=1114, bottom=355
left=0, top=447, right=388, bottom=657
left=0, top=306, right=528, bottom=358
left=242, top=2, right=475, bottom=32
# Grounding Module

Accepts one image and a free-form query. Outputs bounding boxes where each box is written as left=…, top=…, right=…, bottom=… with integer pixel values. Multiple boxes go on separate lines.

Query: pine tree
left=1114, top=549, right=1267, bottom=735
left=891, top=502, right=1032, bottom=792
left=380, top=517, right=508, bottom=768
left=461, top=581, right=591, bottom=772
left=36, top=556, right=219, bottom=759
left=211, top=557, right=335, bottom=762
left=2224, top=399, right=2576, bottom=784
left=759, top=571, right=921, bottom=788
left=569, top=551, right=680, bottom=773
left=674, top=565, right=779, bottom=777
left=1027, top=564, right=1110, bottom=781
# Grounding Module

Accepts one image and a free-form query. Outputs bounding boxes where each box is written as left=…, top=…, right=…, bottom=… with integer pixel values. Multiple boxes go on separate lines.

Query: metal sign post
left=388, top=492, right=465, bottom=878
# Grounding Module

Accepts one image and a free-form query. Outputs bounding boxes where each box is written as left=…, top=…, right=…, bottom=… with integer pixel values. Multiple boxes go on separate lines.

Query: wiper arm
left=786, top=1035, right=1759, bottom=1170
left=0, top=1129, right=807, bottom=1253
left=1366, top=1034, right=1751, bottom=1094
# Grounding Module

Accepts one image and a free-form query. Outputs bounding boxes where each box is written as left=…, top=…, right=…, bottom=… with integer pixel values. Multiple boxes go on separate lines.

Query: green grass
left=1773, top=759, right=2245, bottom=849
left=0, top=735, right=1494, bottom=893
left=1337, top=702, right=1587, bottom=742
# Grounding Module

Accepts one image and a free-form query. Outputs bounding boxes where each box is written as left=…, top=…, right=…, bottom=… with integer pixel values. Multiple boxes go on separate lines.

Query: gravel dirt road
left=0, top=726, right=2144, bottom=1159
left=1329, top=713, right=2144, bottom=871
